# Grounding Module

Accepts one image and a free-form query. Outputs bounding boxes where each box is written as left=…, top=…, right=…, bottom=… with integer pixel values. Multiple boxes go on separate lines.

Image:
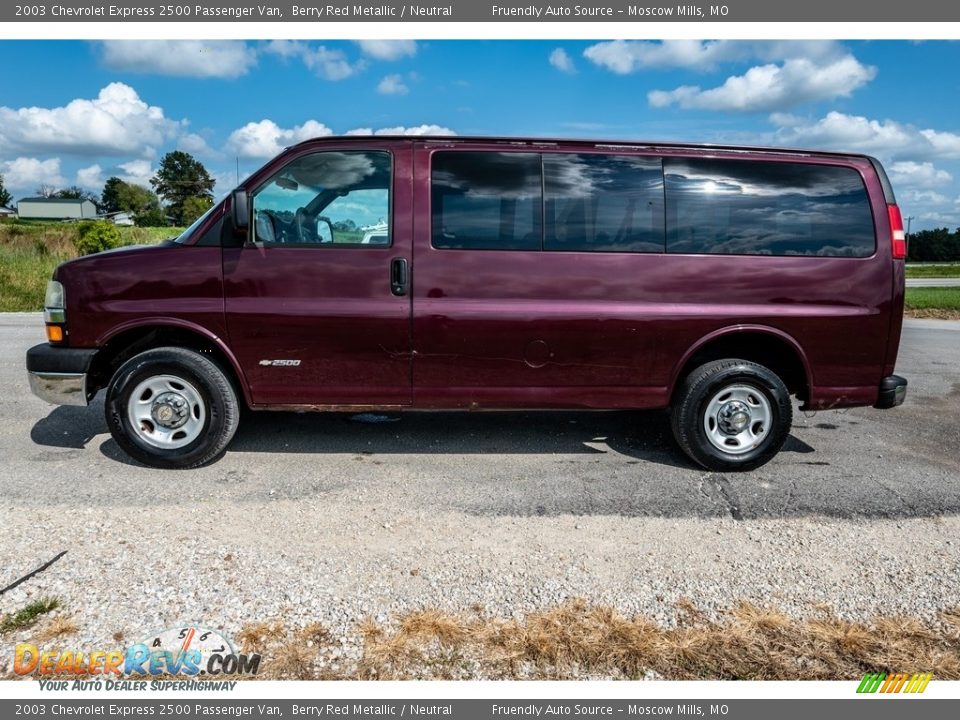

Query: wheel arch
left=89, top=319, right=251, bottom=407
left=669, top=325, right=813, bottom=405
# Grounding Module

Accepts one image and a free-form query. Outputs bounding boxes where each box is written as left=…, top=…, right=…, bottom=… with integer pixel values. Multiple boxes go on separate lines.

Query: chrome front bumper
left=26, top=343, right=98, bottom=407
left=28, top=371, right=90, bottom=406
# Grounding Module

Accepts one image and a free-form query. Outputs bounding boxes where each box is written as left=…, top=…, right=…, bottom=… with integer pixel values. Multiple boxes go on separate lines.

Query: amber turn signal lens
left=46, top=325, right=64, bottom=343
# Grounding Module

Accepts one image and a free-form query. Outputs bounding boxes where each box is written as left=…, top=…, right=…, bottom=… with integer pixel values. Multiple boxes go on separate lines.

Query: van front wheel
left=105, top=347, right=240, bottom=469
left=670, top=359, right=792, bottom=472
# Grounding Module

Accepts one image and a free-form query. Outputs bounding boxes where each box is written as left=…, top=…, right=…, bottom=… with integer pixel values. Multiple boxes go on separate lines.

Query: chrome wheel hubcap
left=703, top=384, right=772, bottom=456
left=127, top=375, right=206, bottom=449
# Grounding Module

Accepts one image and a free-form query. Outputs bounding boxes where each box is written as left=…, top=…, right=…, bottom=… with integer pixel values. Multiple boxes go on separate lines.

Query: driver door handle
left=391, top=257, right=409, bottom=296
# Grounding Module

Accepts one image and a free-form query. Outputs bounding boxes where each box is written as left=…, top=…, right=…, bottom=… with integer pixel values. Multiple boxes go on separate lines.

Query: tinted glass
left=544, top=154, right=664, bottom=252
left=432, top=152, right=542, bottom=250
left=664, top=158, right=875, bottom=257
left=253, top=151, right=391, bottom=246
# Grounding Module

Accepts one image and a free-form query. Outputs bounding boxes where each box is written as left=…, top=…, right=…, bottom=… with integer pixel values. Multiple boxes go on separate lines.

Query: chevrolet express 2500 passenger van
left=26, top=136, right=908, bottom=471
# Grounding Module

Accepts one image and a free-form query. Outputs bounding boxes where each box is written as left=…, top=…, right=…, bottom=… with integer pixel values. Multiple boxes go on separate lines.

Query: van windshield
left=173, top=202, right=219, bottom=244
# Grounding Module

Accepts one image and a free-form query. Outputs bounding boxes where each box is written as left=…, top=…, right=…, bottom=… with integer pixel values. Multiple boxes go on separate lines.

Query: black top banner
left=4, top=0, right=959, bottom=22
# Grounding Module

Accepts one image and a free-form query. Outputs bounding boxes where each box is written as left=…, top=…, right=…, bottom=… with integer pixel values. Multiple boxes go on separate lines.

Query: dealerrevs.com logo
left=14, top=625, right=261, bottom=681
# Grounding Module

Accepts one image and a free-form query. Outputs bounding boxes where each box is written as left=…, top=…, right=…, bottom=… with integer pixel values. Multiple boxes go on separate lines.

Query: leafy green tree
left=101, top=177, right=165, bottom=224
left=181, top=195, right=213, bottom=226
left=0, top=173, right=12, bottom=207
left=100, top=177, right=125, bottom=213
left=150, top=151, right=215, bottom=225
left=135, top=206, right=168, bottom=227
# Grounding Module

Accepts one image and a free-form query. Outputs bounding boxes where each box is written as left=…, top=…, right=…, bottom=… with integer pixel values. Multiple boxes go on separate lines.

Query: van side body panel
left=411, top=142, right=894, bottom=410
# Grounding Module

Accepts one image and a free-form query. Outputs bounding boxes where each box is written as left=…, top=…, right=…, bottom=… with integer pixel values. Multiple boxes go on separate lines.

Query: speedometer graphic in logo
left=137, top=625, right=235, bottom=675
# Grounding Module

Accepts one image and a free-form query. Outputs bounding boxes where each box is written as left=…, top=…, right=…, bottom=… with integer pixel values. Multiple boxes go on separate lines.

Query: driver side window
left=252, top=150, right=391, bottom=247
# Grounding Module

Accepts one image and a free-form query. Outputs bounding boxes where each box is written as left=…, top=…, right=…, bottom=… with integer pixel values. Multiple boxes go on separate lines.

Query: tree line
left=0, top=150, right=215, bottom=227
left=908, top=228, right=960, bottom=262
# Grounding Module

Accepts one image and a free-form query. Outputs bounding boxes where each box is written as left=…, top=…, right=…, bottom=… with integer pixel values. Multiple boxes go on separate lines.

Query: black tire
left=670, top=359, right=792, bottom=472
left=105, top=347, right=240, bottom=469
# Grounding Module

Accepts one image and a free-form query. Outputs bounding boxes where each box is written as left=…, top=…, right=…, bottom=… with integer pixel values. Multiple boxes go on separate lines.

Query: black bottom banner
left=0, top=699, right=956, bottom=720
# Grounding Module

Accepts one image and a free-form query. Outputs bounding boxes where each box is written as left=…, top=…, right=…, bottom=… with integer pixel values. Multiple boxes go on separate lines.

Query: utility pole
left=905, top=216, right=914, bottom=236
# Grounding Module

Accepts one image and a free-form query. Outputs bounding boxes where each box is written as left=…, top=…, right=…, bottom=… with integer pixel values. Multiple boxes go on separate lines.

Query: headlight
left=44, top=280, right=66, bottom=324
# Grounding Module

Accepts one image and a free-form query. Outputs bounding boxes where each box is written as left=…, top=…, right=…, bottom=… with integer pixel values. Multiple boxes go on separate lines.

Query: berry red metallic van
left=26, top=136, right=908, bottom=470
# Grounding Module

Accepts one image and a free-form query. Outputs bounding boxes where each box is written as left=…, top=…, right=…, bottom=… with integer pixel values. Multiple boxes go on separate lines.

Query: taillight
left=888, top=204, right=906, bottom=259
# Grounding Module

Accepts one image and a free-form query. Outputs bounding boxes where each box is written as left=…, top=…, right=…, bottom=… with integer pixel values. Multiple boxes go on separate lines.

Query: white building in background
left=17, top=197, right=98, bottom=220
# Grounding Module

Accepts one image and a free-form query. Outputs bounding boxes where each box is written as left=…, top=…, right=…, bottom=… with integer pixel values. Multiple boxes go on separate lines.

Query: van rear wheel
left=105, top=347, right=240, bottom=469
left=670, top=359, right=792, bottom=472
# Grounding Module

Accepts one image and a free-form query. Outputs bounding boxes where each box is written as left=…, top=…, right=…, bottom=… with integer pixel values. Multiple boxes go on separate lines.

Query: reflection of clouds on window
left=667, top=161, right=861, bottom=199
left=544, top=153, right=664, bottom=253
left=324, top=190, right=388, bottom=228
left=432, top=152, right=541, bottom=199
left=256, top=184, right=315, bottom=212
left=665, top=158, right=874, bottom=257
left=432, top=152, right=541, bottom=250
left=288, top=152, right=384, bottom=189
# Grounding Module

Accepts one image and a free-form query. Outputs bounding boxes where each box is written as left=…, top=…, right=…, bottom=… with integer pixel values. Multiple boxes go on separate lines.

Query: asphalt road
left=3, top=312, right=957, bottom=517
left=1, top=312, right=958, bottom=657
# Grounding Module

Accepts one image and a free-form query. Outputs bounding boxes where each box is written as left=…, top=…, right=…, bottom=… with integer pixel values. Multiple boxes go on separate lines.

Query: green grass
left=0, top=221, right=183, bottom=311
left=905, top=263, right=960, bottom=278
left=0, top=246, right=70, bottom=312
left=0, top=598, right=61, bottom=635
left=905, top=287, right=960, bottom=311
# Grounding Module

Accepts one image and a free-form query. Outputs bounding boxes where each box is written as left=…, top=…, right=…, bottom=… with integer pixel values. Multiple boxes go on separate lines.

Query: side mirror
left=317, top=217, right=334, bottom=243
left=231, top=189, right=249, bottom=230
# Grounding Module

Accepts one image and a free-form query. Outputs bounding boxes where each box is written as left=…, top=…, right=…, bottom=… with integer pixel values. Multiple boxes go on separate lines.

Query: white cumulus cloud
left=263, top=41, right=364, bottom=81
left=0, top=83, right=180, bottom=157
left=101, top=40, right=257, bottom=78
left=549, top=48, right=575, bottom=73
left=771, top=111, right=960, bottom=161
left=377, top=74, right=409, bottom=95
left=76, top=164, right=104, bottom=190
left=2, top=158, right=66, bottom=194
left=225, top=119, right=334, bottom=159
left=356, top=40, right=417, bottom=61
left=583, top=40, right=841, bottom=74
left=889, top=161, right=953, bottom=188
left=648, top=56, right=876, bottom=113
left=117, top=160, right=155, bottom=187
left=178, top=133, right=218, bottom=157
left=345, top=125, right=456, bottom=136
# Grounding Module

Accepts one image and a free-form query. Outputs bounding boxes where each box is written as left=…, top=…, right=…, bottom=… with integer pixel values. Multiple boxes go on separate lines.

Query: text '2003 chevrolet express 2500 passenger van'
left=26, top=136, right=908, bottom=471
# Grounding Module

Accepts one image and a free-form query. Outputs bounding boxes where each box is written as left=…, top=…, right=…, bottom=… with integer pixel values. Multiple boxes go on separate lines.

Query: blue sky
left=1, top=39, right=959, bottom=229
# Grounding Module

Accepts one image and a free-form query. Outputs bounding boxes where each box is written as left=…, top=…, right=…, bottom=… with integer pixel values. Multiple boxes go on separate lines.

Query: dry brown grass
left=235, top=621, right=286, bottom=653
left=33, top=616, right=79, bottom=643
left=352, top=600, right=960, bottom=680
left=12, top=601, right=955, bottom=682
left=905, top=308, right=960, bottom=320
left=265, top=639, right=317, bottom=679
left=298, top=621, right=332, bottom=645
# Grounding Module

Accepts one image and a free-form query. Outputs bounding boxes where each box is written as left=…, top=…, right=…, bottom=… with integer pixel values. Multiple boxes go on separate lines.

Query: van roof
left=288, top=134, right=874, bottom=162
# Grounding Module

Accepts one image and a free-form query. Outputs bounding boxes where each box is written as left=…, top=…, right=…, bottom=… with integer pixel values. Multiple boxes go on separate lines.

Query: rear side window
left=664, top=158, right=875, bottom=257
left=432, top=152, right=542, bottom=250
left=544, top=154, right=664, bottom=252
